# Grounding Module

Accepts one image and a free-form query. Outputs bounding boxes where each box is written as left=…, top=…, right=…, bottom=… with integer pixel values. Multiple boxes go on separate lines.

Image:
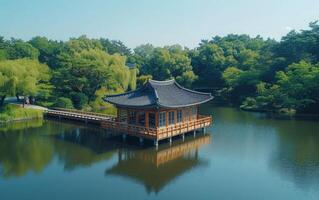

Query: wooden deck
left=45, top=108, right=212, bottom=142
left=101, top=114, right=212, bottom=140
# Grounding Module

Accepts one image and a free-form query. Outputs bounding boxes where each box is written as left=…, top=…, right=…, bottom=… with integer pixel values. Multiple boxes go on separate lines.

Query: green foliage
left=135, top=45, right=197, bottom=87
left=52, top=47, right=134, bottom=107
left=7, top=39, right=39, bottom=59
left=137, top=75, right=152, bottom=88
left=70, top=92, right=88, bottom=109
left=0, top=59, right=50, bottom=106
left=1, top=20, right=319, bottom=114
left=275, top=61, right=319, bottom=110
left=53, top=97, right=74, bottom=109
left=29, top=36, right=62, bottom=68
left=0, top=104, right=43, bottom=122
left=128, top=68, right=137, bottom=90
left=222, top=67, right=243, bottom=87
left=89, top=87, right=119, bottom=115
left=99, top=38, right=131, bottom=56
left=176, top=70, right=197, bottom=88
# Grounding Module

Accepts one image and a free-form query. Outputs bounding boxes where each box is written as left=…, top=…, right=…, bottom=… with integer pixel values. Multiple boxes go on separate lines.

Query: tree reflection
left=0, top=120, right=116, bottom=178
left=270, top=120, right=319, bottom=189
left=106, top=135, right=211, bottom=193
left=0, top=119, right=43, bottom=132
left=52, top=128, right=116, bottom=171
left=0, top=132, right=54, bottom=178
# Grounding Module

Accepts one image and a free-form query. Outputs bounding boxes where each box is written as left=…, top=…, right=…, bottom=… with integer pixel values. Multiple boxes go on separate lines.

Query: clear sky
left=1, top=0, right=319, bottom=48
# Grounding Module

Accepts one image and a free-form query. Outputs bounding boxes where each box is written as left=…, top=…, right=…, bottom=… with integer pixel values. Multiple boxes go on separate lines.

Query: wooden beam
left=174, top=110, right=177, bottom=125
left=145, top=111, right=149, bottom=128
left=165, top=111, right=168, bottom=127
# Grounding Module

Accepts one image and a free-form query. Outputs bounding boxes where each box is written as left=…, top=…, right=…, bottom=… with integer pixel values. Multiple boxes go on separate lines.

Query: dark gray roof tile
left=103, top=79, right=213, bottom=108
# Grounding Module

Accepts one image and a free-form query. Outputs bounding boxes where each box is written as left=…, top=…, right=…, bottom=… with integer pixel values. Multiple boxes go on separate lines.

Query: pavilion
left=103, top=79, right=213, bottom=146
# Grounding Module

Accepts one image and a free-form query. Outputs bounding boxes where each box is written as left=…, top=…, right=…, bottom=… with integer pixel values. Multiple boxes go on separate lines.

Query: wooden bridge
left=44, top=108, right=212, bottom=146
left=44, top=108, right=113, bottom=124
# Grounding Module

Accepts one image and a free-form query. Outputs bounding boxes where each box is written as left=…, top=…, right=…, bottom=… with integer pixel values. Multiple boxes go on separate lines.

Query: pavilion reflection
left=105, top=134, right=211, bottom=193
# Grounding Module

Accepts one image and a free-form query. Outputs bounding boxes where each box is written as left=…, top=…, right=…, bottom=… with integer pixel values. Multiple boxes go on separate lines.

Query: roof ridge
left=148, top=79, right=175, bottom=85
left=145, top=80, right=160, bottom=107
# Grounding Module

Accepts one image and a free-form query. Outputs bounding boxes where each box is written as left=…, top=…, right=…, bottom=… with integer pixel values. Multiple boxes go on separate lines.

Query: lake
left=1, top=105, right=319, bottom=200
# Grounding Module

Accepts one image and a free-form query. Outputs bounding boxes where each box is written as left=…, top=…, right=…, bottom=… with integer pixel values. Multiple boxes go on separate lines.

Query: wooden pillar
left=145, top=111, right=149, bottom=128
left=197, top=106, right=199, bottom=120
left=182, top=109, right=185, bottom=123
left=155, top=110, right=159, bottom=128
left=175, top=110, right=178, bottom=124
left=126, top=109, right=129, bottom=123
left=166, top=111, right=168, bottom=127
left=135, top=110, right=139, bottom=125
left=116, top=107, right=120, bottom=122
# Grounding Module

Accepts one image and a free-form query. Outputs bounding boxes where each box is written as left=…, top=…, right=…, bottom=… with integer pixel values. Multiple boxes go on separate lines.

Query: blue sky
left=1, top=0, right=319, bottom=48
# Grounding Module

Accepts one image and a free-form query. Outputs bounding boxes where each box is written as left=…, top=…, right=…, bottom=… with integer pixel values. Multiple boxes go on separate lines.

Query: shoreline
left=209, top=102, right=319, bottom=121
left=0, top=116, right=43, bottom=124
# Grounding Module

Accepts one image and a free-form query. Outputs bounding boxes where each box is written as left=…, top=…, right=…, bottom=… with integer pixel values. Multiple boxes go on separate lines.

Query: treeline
left=1, top=21, right=319, bottom=114
left=0, top=36, right=136, bottom=114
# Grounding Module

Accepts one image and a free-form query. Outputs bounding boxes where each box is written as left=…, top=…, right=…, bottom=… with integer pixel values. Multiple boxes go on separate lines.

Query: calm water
left=1, top=105, right=319, bottom=200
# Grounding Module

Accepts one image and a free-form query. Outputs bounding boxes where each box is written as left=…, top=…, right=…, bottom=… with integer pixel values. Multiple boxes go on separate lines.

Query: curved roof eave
left=103, top=97, right=156, bottom=108
left=156, top=96, right=214, bottom=109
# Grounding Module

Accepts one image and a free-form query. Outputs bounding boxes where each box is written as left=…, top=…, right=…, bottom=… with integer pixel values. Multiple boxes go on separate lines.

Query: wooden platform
left=44, top=108, right=212, bottom=143
left=101, top=114, right=212, bottom=141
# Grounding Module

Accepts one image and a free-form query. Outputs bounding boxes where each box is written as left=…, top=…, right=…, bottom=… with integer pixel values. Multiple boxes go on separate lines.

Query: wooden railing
left=157, top=115, right=212, bottom=140
left=51, top=108, right=115, bottom=118
left=45, top=107, right=212, bottom=140
left=101, top=120, right=158, bottom=138
left=101, top=114, right=212, bottom=140
left=45, top=109, right=113, bottom=122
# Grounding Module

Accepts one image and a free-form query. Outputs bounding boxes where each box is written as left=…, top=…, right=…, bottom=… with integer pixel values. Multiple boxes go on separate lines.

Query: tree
left=53, top=97, right=74, bottom=109
left=7, top=39, right=39, bottom=59
left=191, top=42, right=226, bottom=87
left=99, top=38, right=131, bottom=56
left=275, top=60, right=319, bottom=110
left=52, top=48, right=135, bottom=108
left=136, top=45, right=197, bottom=87
left=222, top=67, right=243, bottom=87
left=0, top=59, right=50, bottom=106
left=29, top=36, right=62, bottom=68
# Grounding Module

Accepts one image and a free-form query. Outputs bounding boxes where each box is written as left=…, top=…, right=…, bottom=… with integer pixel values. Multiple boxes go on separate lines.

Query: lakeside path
left=4, top=97, right=48, bottom=111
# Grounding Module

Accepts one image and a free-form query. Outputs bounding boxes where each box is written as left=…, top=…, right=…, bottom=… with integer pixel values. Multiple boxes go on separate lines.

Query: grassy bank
left=0, top=104, right=43, bottom=123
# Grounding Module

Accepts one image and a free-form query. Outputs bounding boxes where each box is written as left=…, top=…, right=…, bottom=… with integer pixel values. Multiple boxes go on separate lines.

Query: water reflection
left=0, top=130, right=53, bottom=178
left=1, top=106, right=319, bottom=199
left=106, top=135, right=210, bottom=193
left=0, top=120, right=116, bottom=178
left=204, top=105, right=319, bottom=191
left=270, top=121, right=319, bottom=189
left=0, top=119, right=211, bottom=194
left=0, top=119, right=43, bottom=132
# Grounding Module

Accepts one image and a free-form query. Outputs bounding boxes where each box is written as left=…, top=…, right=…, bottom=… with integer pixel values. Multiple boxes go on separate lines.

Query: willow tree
left=0, top=59, right=50, bottom=106
left=52, top=48, right=136, bottom=109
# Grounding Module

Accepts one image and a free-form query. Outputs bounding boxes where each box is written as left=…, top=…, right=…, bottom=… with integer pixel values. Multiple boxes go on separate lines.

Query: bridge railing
left=50, top=107, right=116, bottom=118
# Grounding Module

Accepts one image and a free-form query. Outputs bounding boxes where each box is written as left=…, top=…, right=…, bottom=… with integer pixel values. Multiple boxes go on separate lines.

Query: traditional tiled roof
left=103, top=79, right=213, bottom=108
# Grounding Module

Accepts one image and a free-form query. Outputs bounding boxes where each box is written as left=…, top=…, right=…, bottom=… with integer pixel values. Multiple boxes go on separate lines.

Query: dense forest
left=1, top=21, right=319, bottom=115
